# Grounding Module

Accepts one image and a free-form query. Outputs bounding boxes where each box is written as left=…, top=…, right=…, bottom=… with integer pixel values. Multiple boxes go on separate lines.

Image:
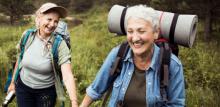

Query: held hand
left=7, top=82, right=15, bottom=94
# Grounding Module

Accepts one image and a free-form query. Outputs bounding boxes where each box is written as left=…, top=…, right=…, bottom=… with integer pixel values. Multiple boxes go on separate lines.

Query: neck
left=133, top=47, right=153, bottom=70
left=38, top=30, right=50, bottom=39
left=37, top=30, right=51, bottom=43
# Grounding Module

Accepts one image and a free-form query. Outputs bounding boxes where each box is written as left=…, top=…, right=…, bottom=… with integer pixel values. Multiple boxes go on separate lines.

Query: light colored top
left=18, top=30, right=71, bottom=89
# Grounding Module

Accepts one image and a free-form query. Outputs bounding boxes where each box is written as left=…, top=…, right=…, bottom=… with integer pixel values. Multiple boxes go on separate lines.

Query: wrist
left=71, top=99, right=78, bottom=105
left=79, top=104, right=86, bottom=107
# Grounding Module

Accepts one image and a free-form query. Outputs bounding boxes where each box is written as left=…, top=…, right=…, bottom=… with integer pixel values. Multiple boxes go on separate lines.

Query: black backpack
left=102, top=40, right=174, bottom=107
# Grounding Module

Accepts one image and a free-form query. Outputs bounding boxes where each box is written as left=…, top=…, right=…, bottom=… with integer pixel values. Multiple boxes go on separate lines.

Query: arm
left=80, top=46, right=120, bottom=106
left=80, top=94, right=93, bottom=107
left=166, top=56, right=185, bottom=107
left=7, top=31, right=27, bottom=93
left=7, top=60, right=18, bottom=93
left=61, top=63, right=78, bottom=107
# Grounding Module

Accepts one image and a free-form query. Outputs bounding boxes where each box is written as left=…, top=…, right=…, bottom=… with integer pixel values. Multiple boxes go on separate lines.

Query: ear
left=153, top=30, right=160, bottom=39
left=35, top=16, right=40, bottom=28
left=154, top=26, right=162, bottom=39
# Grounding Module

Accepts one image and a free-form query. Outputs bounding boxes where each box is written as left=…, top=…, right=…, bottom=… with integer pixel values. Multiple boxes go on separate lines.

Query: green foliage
left=186, top=87, right=220, bottom=107
left=70, top=5, right=125, bottom=103
left=49, top=0, right=71, bottom=8
left=150, top=0, right=183, bottom=12
left=70, top=0, right=94, bottom=13
left=107, top=0, right=151, bottom=6
left=0, top=4, right=219, bottom=107
left=0, top=0, right=35, bottom=25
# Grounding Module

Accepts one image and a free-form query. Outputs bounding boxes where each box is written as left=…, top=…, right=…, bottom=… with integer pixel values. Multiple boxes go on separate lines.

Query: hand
left=79, top=104, right=87, bottom=107
left=7, top=82, right=15, bottom=94
left=71, top=100, right=78, bottom=107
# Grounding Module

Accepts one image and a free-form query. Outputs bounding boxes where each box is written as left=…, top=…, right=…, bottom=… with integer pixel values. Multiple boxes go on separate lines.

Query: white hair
left=125, top=5, right=160, bottom=32
left=35, top=10, right=42, bottom=29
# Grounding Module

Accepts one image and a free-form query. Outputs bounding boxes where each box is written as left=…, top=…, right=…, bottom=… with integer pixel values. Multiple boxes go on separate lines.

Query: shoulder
left=17, top=29, right=36, bottom=48
left=170, top=54, right=182, bottom=66
left=20, top=29, right=37, bottom=41
left=103, top=45, right=121, bottom=63
left=22, top=29, right=37, bottom=35
left=109, top=45, right=120, bottom=57
left=169, top=54, right=183, bottom=73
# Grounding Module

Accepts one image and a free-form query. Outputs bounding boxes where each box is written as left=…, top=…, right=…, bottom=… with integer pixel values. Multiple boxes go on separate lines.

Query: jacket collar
left=123, top=44, right=160, bottom=71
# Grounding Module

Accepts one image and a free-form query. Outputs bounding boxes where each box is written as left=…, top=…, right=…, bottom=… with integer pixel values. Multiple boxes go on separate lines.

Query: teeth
left=133, top=41, right=143, bottom=45
left=133, top=42, right=142, bottom=47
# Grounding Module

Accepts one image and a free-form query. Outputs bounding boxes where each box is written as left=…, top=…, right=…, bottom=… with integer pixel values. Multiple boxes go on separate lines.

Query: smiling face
left=127, top=17, right=159, bottom=56
left=37, top=11, right=60, bottom=36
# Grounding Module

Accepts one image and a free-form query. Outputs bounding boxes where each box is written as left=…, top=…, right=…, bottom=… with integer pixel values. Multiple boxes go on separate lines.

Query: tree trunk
left=10, top=15, right=14, bottom=25
left=204, top=2, right=212, bottom=40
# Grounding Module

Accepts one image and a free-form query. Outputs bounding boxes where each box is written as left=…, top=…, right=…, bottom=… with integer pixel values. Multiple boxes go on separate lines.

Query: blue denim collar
left=123, top=44, right=160, bottom=71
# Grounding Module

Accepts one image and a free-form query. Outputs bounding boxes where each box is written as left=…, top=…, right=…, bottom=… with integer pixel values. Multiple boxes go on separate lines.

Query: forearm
left=61, top=64, right=78, bottom=106
left=167, top=63, right=185, bottom=106
left=80, top=94, right=93, bottom=107
left=11, top=60, right=18, bottom=83
left=63, top=73, right=78, bottom=105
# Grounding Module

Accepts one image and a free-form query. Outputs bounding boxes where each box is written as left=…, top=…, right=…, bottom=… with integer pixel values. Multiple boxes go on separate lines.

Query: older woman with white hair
left=7, top=2, right=78, bottom=107
left=80, top=5, right=185, bottom=107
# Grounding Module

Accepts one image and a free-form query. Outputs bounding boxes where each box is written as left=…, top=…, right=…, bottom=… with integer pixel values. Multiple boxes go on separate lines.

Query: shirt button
left=128, top=72, right=131, bottom=75
left=148, top=82, right=151, bottom=85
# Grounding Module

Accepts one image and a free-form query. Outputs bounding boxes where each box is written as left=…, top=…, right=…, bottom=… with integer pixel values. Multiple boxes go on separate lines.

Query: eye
left=54, top=20, right=58, bottom=24
left=138, top=30, right=146, bottom=34
left=47, top=18, right=52, bottom=21
left=127, top=30, right=133, bottom=34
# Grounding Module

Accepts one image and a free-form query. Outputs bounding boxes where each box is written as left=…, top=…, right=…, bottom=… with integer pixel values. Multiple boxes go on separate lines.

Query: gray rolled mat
left=108, top=5, right=198, bottom=48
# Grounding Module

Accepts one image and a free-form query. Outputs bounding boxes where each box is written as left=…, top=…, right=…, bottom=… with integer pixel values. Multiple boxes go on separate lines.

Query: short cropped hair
left=125, top=5, right=160, bottom=32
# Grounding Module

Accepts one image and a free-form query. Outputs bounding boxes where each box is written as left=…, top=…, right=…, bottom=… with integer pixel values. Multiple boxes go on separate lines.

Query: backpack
left=54, top=21, right=71, bottom=49
left=102, top=40, right=173, bottom=107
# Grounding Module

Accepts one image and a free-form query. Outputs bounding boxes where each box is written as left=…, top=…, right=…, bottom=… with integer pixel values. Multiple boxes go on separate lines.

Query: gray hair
left=125, top=5, right=160, bottom=32
left=35, top=10, right=43, bottom=29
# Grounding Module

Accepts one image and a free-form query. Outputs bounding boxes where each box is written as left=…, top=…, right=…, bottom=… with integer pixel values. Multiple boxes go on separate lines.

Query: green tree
left=183, top=0, right=220, bottom=39
left=150, top=0, right=183, bottom=12
left=0, top=0, right=35, bottom=25
left=150, top=0, right=220, bottom=39
left=49, top=0, right=71, bottom=8
left=106, top=0, right=151, bottom=6
left=70, top=0, right=94, bottom=13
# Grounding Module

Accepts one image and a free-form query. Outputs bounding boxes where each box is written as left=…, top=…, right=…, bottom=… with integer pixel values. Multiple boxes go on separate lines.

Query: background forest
left=0, top=0, right=220, bottom=106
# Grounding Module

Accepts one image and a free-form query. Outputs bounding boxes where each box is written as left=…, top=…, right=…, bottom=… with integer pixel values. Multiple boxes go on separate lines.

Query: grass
left=0, top=5, right=220, bottom=107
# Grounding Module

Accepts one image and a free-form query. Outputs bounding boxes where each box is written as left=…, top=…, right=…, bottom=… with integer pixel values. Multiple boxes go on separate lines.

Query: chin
left=132, top=49, right=145, bottom=56
left=44, top=31, right=53, bottom=35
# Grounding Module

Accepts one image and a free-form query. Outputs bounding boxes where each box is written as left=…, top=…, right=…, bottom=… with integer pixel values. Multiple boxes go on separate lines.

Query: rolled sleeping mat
left=108, top=5, right=198, bottom=48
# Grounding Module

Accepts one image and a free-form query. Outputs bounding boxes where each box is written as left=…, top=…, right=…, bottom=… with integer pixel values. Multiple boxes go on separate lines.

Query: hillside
left=0, top=5, right=220, bottom=106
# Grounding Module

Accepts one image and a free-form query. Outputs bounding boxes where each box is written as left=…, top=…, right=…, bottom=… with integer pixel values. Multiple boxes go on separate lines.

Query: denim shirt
left=86, top=44, right=185, bottom=107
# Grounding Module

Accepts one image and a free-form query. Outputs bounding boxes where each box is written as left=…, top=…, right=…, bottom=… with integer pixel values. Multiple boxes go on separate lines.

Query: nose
left=132, top=32, right=141, bottom=41
left=49, top=21, right=57, bottom=28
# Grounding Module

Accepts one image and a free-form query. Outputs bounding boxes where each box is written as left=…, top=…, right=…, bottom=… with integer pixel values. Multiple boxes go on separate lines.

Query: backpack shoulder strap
left=52, top=34, right=63, bottom=63
left=158, top=42, right=171, bottom=103
left=14, top=29, right=35, bottom=81
left=102, top=41, right=129, bottom=107
left=50, top=34, right=66, bottom=103
left=19, top=29, right=35, bottom=57
left=110, top=41, right=129, bottom=76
